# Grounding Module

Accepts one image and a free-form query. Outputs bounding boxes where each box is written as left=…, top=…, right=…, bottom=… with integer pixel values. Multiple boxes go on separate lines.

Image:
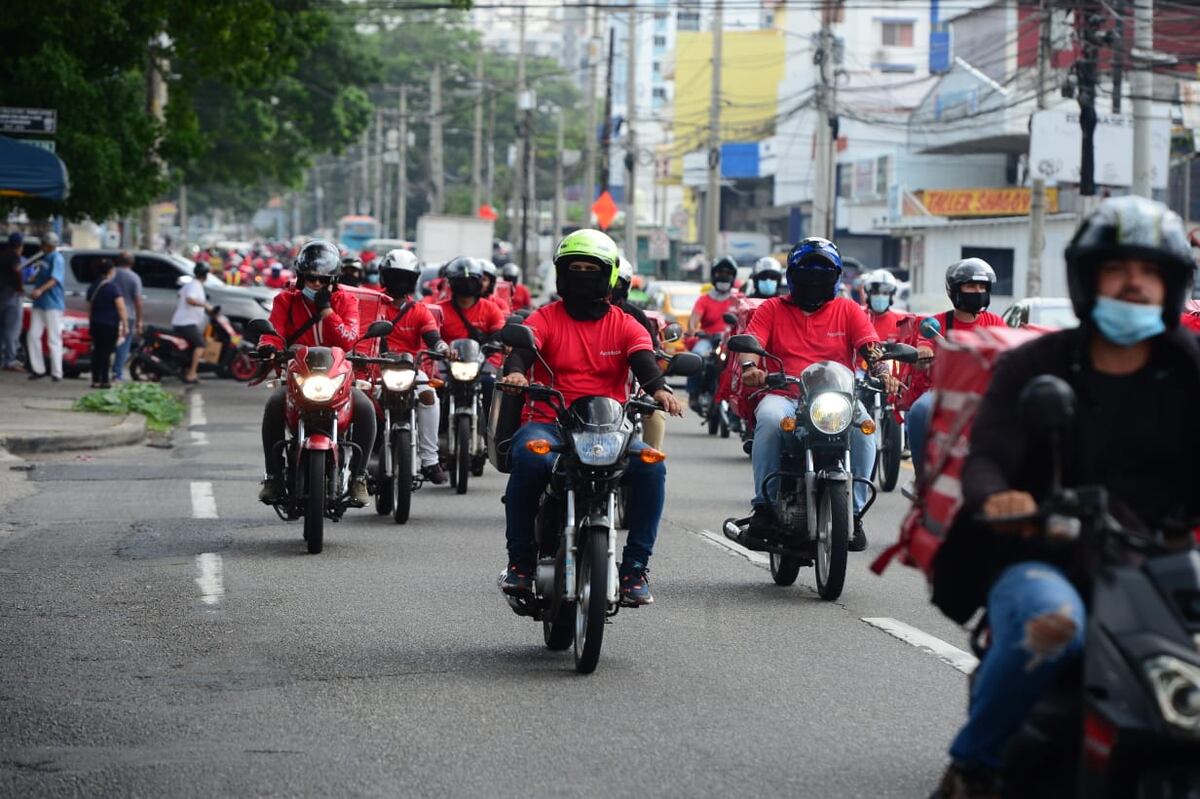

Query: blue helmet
left=785, top=237, right=843, bottom=311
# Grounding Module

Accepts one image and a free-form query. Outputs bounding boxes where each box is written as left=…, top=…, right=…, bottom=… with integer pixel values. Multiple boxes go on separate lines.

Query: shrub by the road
left=74, top=384, right=185, bottom=432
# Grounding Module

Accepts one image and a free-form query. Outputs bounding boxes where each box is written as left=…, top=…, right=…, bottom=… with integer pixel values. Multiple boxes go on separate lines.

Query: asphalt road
left=1, top=378, right=971, bottom=798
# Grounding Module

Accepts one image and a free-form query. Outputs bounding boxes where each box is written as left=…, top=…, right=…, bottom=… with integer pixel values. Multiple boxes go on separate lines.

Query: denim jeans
left=950, top=561, right=1085, bottom=769
left=504, top=421, right=666, bottom=567
left=906, top=391, right=935, bottom=478
left=686, top=337, right=714, bottom=399
left=111, top=320, right=136, bottom=380
left=0, top=293, right=21, bottom=367
left=751, top=393, right=876, bottom=514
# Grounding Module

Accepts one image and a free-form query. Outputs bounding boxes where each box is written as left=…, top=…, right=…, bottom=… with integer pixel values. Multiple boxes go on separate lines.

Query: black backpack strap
left=283, top=306, right=322, bottom=348
left=450, top=301, right=484, bottom=342
left=389, top=301, right=415, bottom=327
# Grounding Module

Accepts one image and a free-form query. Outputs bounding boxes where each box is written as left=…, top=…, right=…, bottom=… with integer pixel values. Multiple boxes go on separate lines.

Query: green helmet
left=554, top=229, right=620, bottom=288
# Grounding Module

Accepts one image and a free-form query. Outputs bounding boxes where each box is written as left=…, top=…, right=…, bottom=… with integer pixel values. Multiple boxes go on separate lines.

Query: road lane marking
left=190, top=392, right=208, bottom=446
left=190, top=481, right=217, bottom=519
left=195, top=552, right=224, bottom=605
left=697, top=528, right=770, bottom=568
left=862, top=617, right=978, bottom=674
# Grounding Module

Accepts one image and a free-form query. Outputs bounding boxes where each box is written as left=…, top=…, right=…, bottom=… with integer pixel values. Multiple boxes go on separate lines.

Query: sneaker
left=619, top=561, right=654, bottom=606
left=3, top=362, right=25, bottom=372
left=748, top=504, right=778, bottom=538
left=349, top=473, right=370, bottom=506
left=27, top=372, right=45, bottom=380
left=929, top=762, right=1000, bottom=799
left=849, top=517, right=868, bottom=552
left=258, top=476, right=284, bottom=504
left=498, top=561, right=535, bottom=595
left=50, top=376, right=61, bottom=382
left=421, top=463, right=448, bottom=485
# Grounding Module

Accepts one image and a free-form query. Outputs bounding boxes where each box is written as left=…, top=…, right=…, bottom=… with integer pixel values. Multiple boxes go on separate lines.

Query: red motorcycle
left=245, top=318, right=394, bottom=554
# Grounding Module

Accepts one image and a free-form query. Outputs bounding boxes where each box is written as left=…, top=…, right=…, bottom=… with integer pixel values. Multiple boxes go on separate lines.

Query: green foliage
left=74, top=383, right=185, bottom=432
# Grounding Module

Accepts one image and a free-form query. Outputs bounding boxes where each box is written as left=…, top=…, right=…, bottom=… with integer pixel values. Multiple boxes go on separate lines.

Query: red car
left=20, top=303, right=92, bottom=377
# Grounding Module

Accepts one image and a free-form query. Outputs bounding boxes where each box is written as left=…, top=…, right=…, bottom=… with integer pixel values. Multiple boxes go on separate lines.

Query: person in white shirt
left=171, top=262, right=213, bottom=385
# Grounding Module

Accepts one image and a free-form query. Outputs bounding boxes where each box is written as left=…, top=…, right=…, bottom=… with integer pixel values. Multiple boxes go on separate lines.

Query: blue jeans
left=906, top=391, right=934, bottom=478
left=504, top=422, right=666, bottom=567
left=686, top=337, right=714, bottom=399
left=950, top=561, right=1085, bottom=769
left=111, top=321, right=136, bottom=380
left=0, top=293, right=21, bottom=367
left=751, top=393, right=875, bottom=514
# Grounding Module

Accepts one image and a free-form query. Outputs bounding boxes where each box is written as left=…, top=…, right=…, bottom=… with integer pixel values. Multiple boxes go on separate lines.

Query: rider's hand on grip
left=256, top=343, right=278, bottom=360
left=982, top=490, right=1039, bottom=538
left=742, top=367, right=767, bottom=387
left=653, top=389, right=683, bottom=417
left=499, top=372, right=529, bottom=395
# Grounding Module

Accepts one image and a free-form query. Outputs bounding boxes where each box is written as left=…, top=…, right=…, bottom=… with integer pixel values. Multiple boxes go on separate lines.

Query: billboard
left=1029, top=105, right=1171, bottom=190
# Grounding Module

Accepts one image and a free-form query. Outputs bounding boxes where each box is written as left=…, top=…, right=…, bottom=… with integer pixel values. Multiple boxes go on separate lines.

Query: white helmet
left=380, top=248, right=420, bottom=275
left=617, top=255, right=635, bottom=285
left=862, top=269, right=899, bottom=294
left=479, top=259, right=498, bottom=278
left=752, top=255, right=782, bottom=277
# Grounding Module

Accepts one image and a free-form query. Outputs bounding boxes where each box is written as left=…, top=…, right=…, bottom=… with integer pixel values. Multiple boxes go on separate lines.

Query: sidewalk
left=0, top=371, right=148, bottom=455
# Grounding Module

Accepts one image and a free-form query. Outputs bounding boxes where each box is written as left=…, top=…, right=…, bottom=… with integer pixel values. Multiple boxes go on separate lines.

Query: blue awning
left=0, top=135, right=69, bottom=201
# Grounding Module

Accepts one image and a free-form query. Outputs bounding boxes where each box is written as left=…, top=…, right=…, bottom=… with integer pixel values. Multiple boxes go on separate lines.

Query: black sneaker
left=258, top=476, right=284, bottom=504
left=498, top=561, right=535, bottom=595
left=27, top=372, right=45, bottom=381
left=748, top=505, right=778, bottom=538
left=849, top=517, right=868, bottom=552
left=929, top=762, right=1000, bottom=799
left=619, top=561, right=653, bottom=606
left=421, top=463, right=447, bottom=485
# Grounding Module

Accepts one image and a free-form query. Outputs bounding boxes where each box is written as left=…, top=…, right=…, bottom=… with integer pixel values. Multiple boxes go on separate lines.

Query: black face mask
left=611, top=283, right=629, bottom=303
left=450, top=277, right=481, bottom=298
left=558, top=271, right=611, bottom=321
left=788, top=271, right=839, bottom=312
left=382, top=275, right=416, bottom=298
left=341, top=273, right=362, bottom=287
left=954, top=290, right=990, bottom=314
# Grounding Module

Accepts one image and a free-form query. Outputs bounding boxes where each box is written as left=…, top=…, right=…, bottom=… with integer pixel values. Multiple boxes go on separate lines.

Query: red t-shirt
left=487, top=285, right=513, bottom=315
left=692, top=292, right=738, bottom=333
left=437, top=297, right=506, bottom=343
left=901, top=309, right=1007, bottom=407
left=868, top=309, right=908, bottom=342
left=521, top=301, right=653, bottom=423
left=510, top=283, right=532, bottom=311
left=261, top=288, right=360, bottom=351
left=378, top=296, right=440, bottom=355
left=745, top=297, right=879, bottom=388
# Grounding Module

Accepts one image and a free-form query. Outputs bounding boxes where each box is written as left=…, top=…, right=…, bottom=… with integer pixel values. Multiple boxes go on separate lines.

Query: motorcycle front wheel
left=543, top=544, right=574, bottom=650
left=374, top=439, right=393, bottom=516
left=573, top=529, right=608, bottom=674
left=879, top=414, right=902, bottom=493
left=454, top=416, right=470, bottom=495
left=813, top=482, right=849, bottom=600
left=228, top=351, right=257, bottom=382
left=303, top=452, right=326, bottom=554
left=128, top=356, right=161, bottom=383
left=392, top=428, right=413, bottom=524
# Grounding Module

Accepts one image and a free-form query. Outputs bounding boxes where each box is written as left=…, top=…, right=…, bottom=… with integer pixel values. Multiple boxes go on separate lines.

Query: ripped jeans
left=950, top=561, right=1085, bottom=769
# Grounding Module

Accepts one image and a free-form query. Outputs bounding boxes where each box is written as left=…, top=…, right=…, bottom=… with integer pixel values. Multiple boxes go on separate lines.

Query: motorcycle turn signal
left=639, top=448, right=666, bottom=464
left=526, top=439, right=554, bottom=455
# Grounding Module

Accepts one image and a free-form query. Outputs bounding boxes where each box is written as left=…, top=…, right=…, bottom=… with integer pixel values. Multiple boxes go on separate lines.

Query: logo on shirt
left=826, top=330, right=846, bottom=337
left=599, top=350, right=622, bottom=356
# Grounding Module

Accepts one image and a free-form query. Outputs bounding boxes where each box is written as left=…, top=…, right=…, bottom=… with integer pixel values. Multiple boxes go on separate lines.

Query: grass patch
left=74, top=383, right=186, bottom=432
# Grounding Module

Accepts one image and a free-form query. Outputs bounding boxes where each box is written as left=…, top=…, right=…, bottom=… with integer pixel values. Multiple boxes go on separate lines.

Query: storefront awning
left=0, top=135, right=69, bottom=201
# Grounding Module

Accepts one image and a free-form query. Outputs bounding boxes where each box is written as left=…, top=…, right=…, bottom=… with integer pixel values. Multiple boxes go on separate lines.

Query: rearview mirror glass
left=726, top=334, right=766, bottom=356
left=665, top=351, right=703, bottom=377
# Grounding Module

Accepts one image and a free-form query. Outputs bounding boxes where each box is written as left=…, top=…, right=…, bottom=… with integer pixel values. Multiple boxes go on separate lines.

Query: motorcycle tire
left=392, top=428, right=413, bottom=524
left=303, top=453, right=326, bottom=555
left=719, top=415, right=729, bottom=439
left=615, top=485, right=630, bottom=531
left=129, top=357, right=161, bottom=383
left=769, top=552, right=802, bottom=586
left=454, top=416, right=470, bottom=495
left=880, top=414, right=902, bottom=493
left=573, top=528, right=608, bottom=674
left=374, top=444, right=393, bottom=516
left=543, top=546, right=574, bottom=650
left=706, top=407, right=719, bottom=436
left=813, top=483, right=849, bottom=601
left=228, top=351, right=257, bottom=382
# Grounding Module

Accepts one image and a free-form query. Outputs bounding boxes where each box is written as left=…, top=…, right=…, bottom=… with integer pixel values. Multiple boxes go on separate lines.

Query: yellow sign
left=920, top=187, right=1059, bottom=217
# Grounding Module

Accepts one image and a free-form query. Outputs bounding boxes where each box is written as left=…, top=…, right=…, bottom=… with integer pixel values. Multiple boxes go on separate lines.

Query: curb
left=0, top=413, right=148, bottom=455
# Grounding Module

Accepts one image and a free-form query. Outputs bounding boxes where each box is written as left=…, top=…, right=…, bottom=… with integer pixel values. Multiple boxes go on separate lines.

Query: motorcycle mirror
left=661, top=323, right=683, bottom=343
left=665, top=351, right=703, bottom=378
left=919, top=317, right=943, bottom=340
left=504, top=313, right=526, bottom=326
left=1018, top=375, right=1076, bottom=437
left=881, top=342, right=920, bottom=364
left=364, top=320, right=394, bottom=339
left=722, top=312, right=738, bottom=326
left=244, top=318, right=277, bottom=341
left=726, top=334, right=766, bottom=356
left=500, top=323, right=536, bottom=351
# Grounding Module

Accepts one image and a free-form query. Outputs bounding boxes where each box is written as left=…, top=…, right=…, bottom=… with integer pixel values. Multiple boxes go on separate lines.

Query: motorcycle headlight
left=808, top=392, right=853, bottom=435
left=450, top=361, right=481, bottom=381
left=382, top=368, right=417, bottom=392
left=571, top=431, right=629, bottom=467
left=1145, top=655, right=1200, bottom=735
left=299, top=373, right=345, bottom=403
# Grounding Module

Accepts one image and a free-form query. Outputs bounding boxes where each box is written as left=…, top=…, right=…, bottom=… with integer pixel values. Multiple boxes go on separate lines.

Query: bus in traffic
left=337, top=215, right=380, bottom=253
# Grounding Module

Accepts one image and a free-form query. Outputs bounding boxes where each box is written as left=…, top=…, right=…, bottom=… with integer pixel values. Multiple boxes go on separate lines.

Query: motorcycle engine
left=777, top=491, right=808, bottom=534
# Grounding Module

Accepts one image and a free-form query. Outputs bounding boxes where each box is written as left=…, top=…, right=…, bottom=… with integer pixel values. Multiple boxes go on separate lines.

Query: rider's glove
left=257, top=343, right=278, bottom=359
left=314, top=287, right=332, bottom=312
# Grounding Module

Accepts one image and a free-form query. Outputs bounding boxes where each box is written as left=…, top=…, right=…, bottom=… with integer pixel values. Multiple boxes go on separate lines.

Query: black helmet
left=444, top=255, right=484, bottom=298
left=711, top=255, right=738, bottom=283
left=945, top=257, right=996, bottom=312
left=1065, top=195, right=1194, bottom=329
left=193, top=262, right=209, bottom=279
left=340, top=255, right=363, bottom=286
left=294, top=240, right=342, bottom=280
left=500, top=263, right=521, bottom=283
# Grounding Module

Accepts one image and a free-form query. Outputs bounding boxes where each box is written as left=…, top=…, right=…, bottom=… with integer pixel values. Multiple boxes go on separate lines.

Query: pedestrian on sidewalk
left=86, top=258, right=128, bottom=388
left=110, top=251, right=143, bottom=381
left=0, top=232, right=24, bottom=371
left=26, top=231, right=65, bottom=382
left=171, top=262, right=212, bottom=385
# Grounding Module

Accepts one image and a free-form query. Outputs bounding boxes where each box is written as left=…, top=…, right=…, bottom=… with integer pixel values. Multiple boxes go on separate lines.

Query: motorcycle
left=372, top=349, right=443, bottom=524
left=691, top=330, right=738, bottom=438
left=861, top=374, right=905, bottom=493
left=244, top=317, right=394, bottom=554
left=971, top=375, right=1200, bottom=797
left=442, top=338, right=501, bottom=494
left=495, top=323, right=701, bottom=673
left=130, top=306, right=256, bottom=382
left=721, top=333, right=918, bottom=600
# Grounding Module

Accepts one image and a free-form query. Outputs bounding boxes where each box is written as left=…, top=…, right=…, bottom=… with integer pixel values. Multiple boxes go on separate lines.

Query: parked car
left=1001, top=297, right=1078, bottom=330
left=57, top=249, right=274, bottom=330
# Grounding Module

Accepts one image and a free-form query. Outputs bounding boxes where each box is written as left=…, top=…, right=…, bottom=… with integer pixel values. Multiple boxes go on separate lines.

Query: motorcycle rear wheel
left=392, top=428, right=413, bottom=524
left=769, top=551, right=801, bottom=586
left=303, top=453, right=326, bottom=554
left=228, top=351, right=257, bottom=382
left=814, top=483, right=849, bottom=600
left=129, top=357, right=161, bottom=382
left=454, top=416, right=470, bottom=495
left=573, top=529, right=608, bottom=674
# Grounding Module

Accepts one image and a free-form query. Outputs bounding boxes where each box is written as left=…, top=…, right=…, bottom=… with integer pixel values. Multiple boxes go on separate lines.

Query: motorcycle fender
left=817, top=469, right=850, bottom=482
left=303, top=434, right=335, bottom=451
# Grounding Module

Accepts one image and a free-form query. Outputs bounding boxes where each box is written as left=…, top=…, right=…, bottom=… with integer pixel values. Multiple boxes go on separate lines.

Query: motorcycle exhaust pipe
left=723, top=519, right=743, bottom=542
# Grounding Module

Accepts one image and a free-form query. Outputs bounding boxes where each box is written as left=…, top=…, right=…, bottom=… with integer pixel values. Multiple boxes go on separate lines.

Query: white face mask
left=714, top=280, right=733, bottom=293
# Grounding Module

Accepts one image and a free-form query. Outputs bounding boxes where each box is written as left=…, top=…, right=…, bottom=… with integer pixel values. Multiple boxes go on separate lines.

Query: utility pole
left=624, top=9, right=638, bottom=260
left=1112, top=0, right=1125, bottom=113
left=486, top=94, right=495, bottom=206
left=584, top=6, right=600, bottom=203
left=373, top=107, right=385, bottom=225
left=1131, top=0, right=1154, bottom=198
left=1078, top=12, right=1101, bottom=201
left=140, top=36, right=168, bottom=250
left=397, top=86, right=408, bottom=239
left=429, top=63, right=445, bottom=214
left=359, top=127, right=370, bottom=215
left=515, top=6, right=530, bottom=278
left=704, top=0, right=723, bottom=262
left=812, top=1, right=838, bottom=241
left=553, top=108, right=565, bottom=240
left=179, top=184, right=188, bottom=246
left=472, top=52, right=484, bottom=212
left=1026, top=0, right=1051, bottom=299
left=601, top=27, right=615, bottom=193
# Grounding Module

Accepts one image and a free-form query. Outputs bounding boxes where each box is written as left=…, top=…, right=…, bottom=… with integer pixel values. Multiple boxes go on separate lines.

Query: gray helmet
left=479, top=259, right=498, bottom=278
left=294, top=240, right=342, bottom=279
left=500, top=263, right=521, bottom=283
left=1065, top=195, right=1194, bottom=328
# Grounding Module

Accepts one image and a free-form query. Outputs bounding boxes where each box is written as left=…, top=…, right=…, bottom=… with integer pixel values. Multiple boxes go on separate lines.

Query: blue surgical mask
left=302, top=286, right=318, bottom=302
left=869, top=295, right=891, bottom=314
left=1090, top=296, right=1165, bottom=345
left=757, top=279, right=778, bottom=295
left=367, top=274, right=380, bottom=284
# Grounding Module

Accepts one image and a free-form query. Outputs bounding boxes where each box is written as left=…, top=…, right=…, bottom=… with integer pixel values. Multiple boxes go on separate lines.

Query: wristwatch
left=740, top=360, right=756, bottom=371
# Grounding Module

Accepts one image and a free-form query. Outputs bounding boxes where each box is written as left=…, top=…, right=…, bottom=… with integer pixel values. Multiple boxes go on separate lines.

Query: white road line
left=195, top=552, right=224, bottom=606
left=190, top=481, right=217, bottom=519
left=190, top=392, right=207, bottom=426
left=697, top=528, right=770, bottom=568
left=862, top=617, right=978, bottom=674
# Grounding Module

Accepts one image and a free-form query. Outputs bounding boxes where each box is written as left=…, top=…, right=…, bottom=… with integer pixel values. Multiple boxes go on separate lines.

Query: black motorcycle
left=491, top=323, right=701, bottom=674
left=130, top=306, right=255, bottom=382
left=860, top=374, right=905, bottom=493
left=442, top=338, right=500, bottom=494
left=372, top=350, right=441, bottom=524
left=721, top=334, right=918, bottom=600
left=971, top=375, right=1200, bottom=797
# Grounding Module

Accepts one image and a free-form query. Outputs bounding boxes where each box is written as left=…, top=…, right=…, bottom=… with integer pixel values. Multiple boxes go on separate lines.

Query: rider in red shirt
left=376, top=249, right=449, bottom=484
left=437, top=257, right=506, bottom=418
left=498, top=229, right=682, bottom=606
left=686, top=255, right=740, bottom=412
left=861, top=269, right=907, bottom=342
left=479, top=259, right=512, bottom=315
left=500, top=263, right=533, bottom=311
left=256, top=240, right=375, bottom=506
